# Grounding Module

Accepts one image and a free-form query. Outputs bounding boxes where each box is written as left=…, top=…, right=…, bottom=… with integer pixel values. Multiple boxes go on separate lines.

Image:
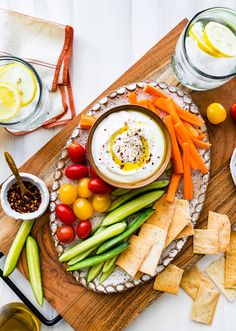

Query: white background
left=0, top=1, right=236, bottom=330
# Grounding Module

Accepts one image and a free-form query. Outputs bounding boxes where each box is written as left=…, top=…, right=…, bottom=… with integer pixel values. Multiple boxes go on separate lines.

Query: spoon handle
left=4, top=152, right=26, bottom=191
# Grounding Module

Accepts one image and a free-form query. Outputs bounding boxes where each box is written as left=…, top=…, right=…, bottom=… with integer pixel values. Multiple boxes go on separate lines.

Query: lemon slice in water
left=0, top=63, right=37, bottom=106
left=189, top=22, right=222, bottom=57
left=0, top=83, right=21, bottom=121
left=204, top=21, right=236, bottom=57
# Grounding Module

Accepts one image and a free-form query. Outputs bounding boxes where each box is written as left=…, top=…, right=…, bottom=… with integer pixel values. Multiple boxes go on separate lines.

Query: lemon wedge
left=0, top=83, right=21, bottom=121
left=189, top=22, right=222, bottom=57
left=203, top=21, right=236, bottom=57
left=0, top=63, right=37, bottom=106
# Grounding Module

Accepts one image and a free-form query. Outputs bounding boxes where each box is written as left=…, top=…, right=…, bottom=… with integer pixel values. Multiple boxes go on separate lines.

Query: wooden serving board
left=0, top=19, right=236, bottom=331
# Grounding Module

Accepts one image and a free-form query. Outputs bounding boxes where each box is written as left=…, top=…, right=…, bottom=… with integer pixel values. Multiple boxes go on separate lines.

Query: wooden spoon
left=4, top=151, right=36, bottom=199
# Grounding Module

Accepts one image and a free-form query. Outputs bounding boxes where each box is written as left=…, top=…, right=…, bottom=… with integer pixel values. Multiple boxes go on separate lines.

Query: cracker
left=205, top=257, right=236, bottom=301
left=176, top=222, right=194, bottom=239
left=153, top=264, right=184, bottom=295
left=147, top=194, right=176, bottom=232
left=193, top=229, right=218, bottom=254
left=180, top=265, right=214, bottom=299
left=139, top=225, right=167, bottom=276
left=116, top=235, right=150, bottom=277
left=191, top=284, right=220, bottom=325
left=225, top=250, right=236, bottom=289
left=208, top=211, right=231, bottom=252
left=133, top=271, right=143, bottom=280
left=165, top=201, right=191, bottom=247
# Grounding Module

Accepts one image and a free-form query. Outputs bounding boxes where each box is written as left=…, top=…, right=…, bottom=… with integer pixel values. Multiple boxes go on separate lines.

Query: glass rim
left=182, top=6, right=236, bottom=80
left=0, top=55, right=44, bottom=126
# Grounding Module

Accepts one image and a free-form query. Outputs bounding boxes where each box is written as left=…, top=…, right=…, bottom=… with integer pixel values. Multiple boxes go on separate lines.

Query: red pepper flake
left=7, top=181, right=41, bottom=214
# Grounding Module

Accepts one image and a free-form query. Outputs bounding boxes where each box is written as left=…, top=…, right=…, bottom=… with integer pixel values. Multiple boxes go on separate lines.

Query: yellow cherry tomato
left=59, top=184, right=77, bottom=205
left=207, top=102, right=227, bottom=124
left=77, top=178, right=93, bottom=198
left=73, top=198, right=93, bottom=220
left=92, top=194, right=111, bottom=213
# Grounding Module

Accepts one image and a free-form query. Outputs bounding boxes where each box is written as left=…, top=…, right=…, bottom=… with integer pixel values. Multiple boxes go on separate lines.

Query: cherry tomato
left=88, top=178, right=112, bottom=194
left=207, top=103, right=227, bottom=124
left=68, top=143, right=86, bottom=164
left=55, top=204, right=76, bottom=225
left=56, top=225, right=75, bottom=243
left=59, top=184, right=77, bottom=205
left=76, top=220, right=92, bottom=239
left=90, top=166, right=99, bottom=178
left=65, top=164, right=89, bottom=180
left=73, top=198, right=93, bottom=220
left=230, top=104, right=236, bottom=124
left=92, top=194, right=111, bottom=212
left=77, top=178, right=93, bottom=198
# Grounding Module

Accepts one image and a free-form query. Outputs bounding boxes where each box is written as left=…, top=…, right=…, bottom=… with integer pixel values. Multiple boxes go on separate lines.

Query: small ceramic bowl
left=0, top=173, right=49, bottom=221
left=87, top=104, right=171, bottom=189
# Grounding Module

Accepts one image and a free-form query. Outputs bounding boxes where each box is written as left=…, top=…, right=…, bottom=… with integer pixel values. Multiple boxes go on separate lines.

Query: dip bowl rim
left=0, top=172, right=50, bottom=221
left=87, top=104, right=172, bottom=189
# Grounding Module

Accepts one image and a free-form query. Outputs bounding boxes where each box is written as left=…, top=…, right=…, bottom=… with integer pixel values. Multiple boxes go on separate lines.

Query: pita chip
left=193, top=229, right=218, bottom=254
left=205, top=257, right=236, bottom=301
left=191, top=284, right=220, bottom=325
left=208, top=211, right=230, bottom=252
left=180, top=265, right=214, bottom=299
left=153, top=264, right=184, bottom=295
left=176, top=222, right=194, bottom=239
left=147, top=194, right=176, bottom=232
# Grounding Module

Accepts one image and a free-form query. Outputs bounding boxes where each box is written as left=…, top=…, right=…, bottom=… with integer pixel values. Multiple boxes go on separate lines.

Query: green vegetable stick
left=102, top=191, right=164, bottom=227
left=111, top=188, right=130, bottom=197
left=26, top=236, right=44, bottom=306
left=67, top=242, right=129, bottom=271
left=60, top=222, right=127, bottom=262
left=97, top=208, right=153, bottom=254
left=108, top=180, right=169, bottom=212
left=99, top=264, right=116, bottom=284
left=87, top=262, right=104, bottom=283
left=3, top=220, right=34, bottom=277
left=102, top=255, right=118, bottom=273
left=68, top=226, right=107, bottom=266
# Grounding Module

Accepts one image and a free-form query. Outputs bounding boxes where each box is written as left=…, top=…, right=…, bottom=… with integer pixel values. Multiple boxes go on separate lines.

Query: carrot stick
left=175, top=130, right=198, bottom=170
left=174, top=122, right=208, bottom=174
left=137, top=100, right=148, bottom=108
left=154, top=97, right=203, bottom=127
left=143, top=84, right=168, bottom=99
left=165, top=115, right=183, bottom=173
left=183, top=121, right=199, bottom=138
left=196, top=129, right=203, bottom=134
left=182, top=143, right=193, bottom=200
left=128, top=92, right=138, bottom=104
left=192, top=137, right=211, bottom=149
left=166, top=173, right=182, bottom=202
left=79, top=114, right=96, bottom=129
left=197, top=133, right=206, bottom=140
left=146, top=100, right=158, bottom=112
left=165, top=98, right=181, bottom=124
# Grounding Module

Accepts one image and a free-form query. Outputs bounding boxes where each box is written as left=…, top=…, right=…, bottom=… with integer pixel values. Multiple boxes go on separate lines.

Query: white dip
left=91, top=110, right=166, bottom=184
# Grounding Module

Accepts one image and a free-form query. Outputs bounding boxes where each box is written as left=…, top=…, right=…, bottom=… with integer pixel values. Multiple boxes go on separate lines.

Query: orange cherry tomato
left=92, top=194, right=111, bottom=212
left=77, top=178, right=93, bottom=198
left=207, top=103, right=227, bottom=124
left=59, top=184, right=77, bottom=205
left=73, top=198, right=93, bottom=220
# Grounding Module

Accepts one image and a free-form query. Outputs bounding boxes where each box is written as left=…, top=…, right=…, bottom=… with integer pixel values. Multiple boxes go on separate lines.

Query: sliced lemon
left=204, top=21, right=236, bottom=57
left=0, top=63, right=37, bottom=106
left=0, top=83, right=21, bottom=121
left=189, top=22, right=223, bottom=57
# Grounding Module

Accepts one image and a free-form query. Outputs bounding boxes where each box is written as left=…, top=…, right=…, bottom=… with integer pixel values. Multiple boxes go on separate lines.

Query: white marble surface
left=0, top=1, right=236, bottom=330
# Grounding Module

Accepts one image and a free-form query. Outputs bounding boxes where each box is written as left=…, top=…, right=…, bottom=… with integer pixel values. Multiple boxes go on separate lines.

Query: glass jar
left=0, top=302, right=40, bottom=331
left=172, top=7, right=236, bottom=90
left=0, top=56, right=50, bottom=131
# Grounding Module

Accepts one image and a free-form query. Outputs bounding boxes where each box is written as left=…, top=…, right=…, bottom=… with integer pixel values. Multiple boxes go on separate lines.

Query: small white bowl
left=0, top=173, right=49, bottom=221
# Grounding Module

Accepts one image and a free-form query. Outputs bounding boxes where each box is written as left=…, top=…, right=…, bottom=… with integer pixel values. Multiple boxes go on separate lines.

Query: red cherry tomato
left=56, top=225, right=75, bottom=243
left=55, top=204, right=76, bottom=225
left=230, top=104, right=236, bottom=124
left=76, top=220, right=92, bottom=239
left=68, top=143, right=86, bottom=164
left=65, top=164, right=89, bottom=180
left=88, top=178, right=112, bottom=194
left=89, top=166, right=99, bottom=178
